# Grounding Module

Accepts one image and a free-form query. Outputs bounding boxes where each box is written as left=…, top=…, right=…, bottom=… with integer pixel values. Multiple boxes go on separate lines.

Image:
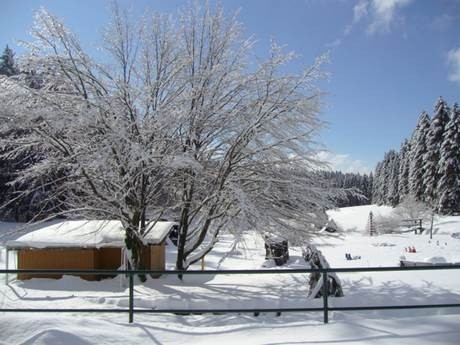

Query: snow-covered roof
left=6, top=220, right=177, bottom=249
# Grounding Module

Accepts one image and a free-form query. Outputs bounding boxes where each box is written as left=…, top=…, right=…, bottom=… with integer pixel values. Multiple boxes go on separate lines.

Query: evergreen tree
left=319, top=170, right=372, bottom=207
left=383, top=156, right=392, bottom=203
left=423, top=97, right=450, bottom=206
left=372, top=150, right=399, bottom=206
left=368, top=172, right=373, bottom=203
left=409, top=111, right=431, bottom=201
left=381, top=152, right=391, bottom=204
left=372, top=97, right=458, bottom=211
left=387, top=150, right=400, bottom=206
left=0, top=45, right=19, bottom=76
left=398, top=139, right=411, bottom=199
left=372, top=161, right=384, bottom=204
left=437, top=103, right=460, bottom=214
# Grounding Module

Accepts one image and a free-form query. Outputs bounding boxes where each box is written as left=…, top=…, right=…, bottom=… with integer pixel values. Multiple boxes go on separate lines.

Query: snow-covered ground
left=1, top=205, right=460, bottom=344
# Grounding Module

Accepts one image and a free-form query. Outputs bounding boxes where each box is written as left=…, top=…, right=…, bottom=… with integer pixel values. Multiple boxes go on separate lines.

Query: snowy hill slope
left=323, top=205, right=460, bottom=266
left=327, top=204, right=394, bottom=233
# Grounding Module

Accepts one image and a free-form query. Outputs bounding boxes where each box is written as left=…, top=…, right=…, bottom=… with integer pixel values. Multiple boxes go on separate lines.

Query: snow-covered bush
left=393, top=195, right=432, bottom=222
left=374, top=196, right=432, bottom=234
left=373, top=213, right=402, bottom=234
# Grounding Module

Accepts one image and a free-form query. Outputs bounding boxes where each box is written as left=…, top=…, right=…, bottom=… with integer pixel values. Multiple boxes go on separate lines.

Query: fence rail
left=1, top=265, right=460, bottom=323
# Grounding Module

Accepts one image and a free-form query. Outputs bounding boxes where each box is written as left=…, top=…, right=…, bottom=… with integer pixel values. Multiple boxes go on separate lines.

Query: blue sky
left=1, top=0, right=460, bottom=173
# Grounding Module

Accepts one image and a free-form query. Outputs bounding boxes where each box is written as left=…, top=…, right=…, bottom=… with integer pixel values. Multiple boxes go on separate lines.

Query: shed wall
left=18, top=248, right=98, bottom=281
left=16, top=244, right=166, bottom=280
left=151, top=244, right=165, bottom=270
left=18, top=243, right=165, bottom=280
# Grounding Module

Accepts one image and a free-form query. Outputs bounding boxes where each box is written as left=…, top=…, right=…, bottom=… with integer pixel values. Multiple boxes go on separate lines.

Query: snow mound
left=372, top=242, right=396, bottom=247
left=424, top=256, right=447, bottom=264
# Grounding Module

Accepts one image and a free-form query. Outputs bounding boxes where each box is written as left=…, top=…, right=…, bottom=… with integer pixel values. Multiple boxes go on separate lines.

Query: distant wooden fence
left=401, top=218, right=423, bottom=234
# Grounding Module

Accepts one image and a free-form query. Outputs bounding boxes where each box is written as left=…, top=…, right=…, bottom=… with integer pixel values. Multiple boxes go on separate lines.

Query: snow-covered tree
left=423, top=97, right=450, bottom=206
left=0, top=48, right=55, bottom=221
left=386, top=150, right=400, bottom=206
left=394, top=195, right=431, bottom=222
left=319, top=170, right=372, bottom=207
left=0, top=45, right=19, bottom=77
left=409, top=111, right=430, bottom=201
left=367, top=172, right=373, bottom=203
left=398, top=139, right=411, bottom=199
left=372, top=150, right=399, bottom=206
left=372, top=161, right=383, bottom=204
left=437, top=103, right=460, bottom=215
left=0, top=4, right=331, bottom=271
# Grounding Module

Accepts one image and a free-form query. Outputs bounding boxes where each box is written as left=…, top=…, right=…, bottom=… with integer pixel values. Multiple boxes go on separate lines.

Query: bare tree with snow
left=0, top=2, right=331, bottom=271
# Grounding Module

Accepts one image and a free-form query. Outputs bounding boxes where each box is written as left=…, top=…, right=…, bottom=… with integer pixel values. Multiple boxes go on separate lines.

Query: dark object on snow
left=303, top=244, right=344, bottom=298
left=345, top=253, right=361, bottom=260
left=168, top=224, right=179, bottom=246
left=264, top=236, right=289, bottom=266
left=324, top=226, right=337, bottom=233
left=323, top=219, right=339, bottom=233
left=400, top=260, right=433, bottom=267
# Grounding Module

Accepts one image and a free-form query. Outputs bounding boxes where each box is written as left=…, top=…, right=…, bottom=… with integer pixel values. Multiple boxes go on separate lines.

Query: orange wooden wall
left=17, top=244, right=166, bottom=281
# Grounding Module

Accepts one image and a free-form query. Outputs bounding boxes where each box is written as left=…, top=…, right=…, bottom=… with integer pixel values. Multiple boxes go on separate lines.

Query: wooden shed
left=6, top=220, right=177, bottom=281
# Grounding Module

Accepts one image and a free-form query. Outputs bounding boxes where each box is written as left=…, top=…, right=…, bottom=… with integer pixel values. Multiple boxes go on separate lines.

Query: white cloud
left=348, top=0, right=413, bottom=35
left=367, top=0, right=413, bottom=34
left=326, top=0, right=412, bottom=51
left=325, top=38, right=342, bottom=48
left=447, top=48, right=460, bottom=83
left=315, top=151, right=371, bottom=174
left=353, top=0, right=369, bottom=23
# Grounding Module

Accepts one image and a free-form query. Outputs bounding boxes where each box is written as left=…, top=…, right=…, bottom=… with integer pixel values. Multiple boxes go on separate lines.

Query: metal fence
left=1, top=265, right=460, bottom=323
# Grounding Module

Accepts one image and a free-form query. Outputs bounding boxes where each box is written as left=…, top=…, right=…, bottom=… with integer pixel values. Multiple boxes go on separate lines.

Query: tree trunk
left=124, top=223, right=147, bottom=282
left=175, top=205, right=190, bottom=279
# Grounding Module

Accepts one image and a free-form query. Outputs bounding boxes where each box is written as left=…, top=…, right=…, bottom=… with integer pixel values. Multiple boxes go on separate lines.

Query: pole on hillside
left=368, top=211, right=375, bottom=236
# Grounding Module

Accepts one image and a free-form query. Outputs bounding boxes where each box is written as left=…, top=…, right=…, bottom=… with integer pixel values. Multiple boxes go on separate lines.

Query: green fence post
left=129, top=272, right=134, bottom=323
left=322, top=271, right=328, bottom=324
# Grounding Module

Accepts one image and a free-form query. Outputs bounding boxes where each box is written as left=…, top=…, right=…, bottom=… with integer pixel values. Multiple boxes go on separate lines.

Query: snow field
left=1, top=205, right=460, bottom=344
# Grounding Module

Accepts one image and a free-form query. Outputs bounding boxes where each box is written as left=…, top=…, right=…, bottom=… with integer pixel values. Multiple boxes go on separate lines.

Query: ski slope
left=1, top=205, right=460, bottom=344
